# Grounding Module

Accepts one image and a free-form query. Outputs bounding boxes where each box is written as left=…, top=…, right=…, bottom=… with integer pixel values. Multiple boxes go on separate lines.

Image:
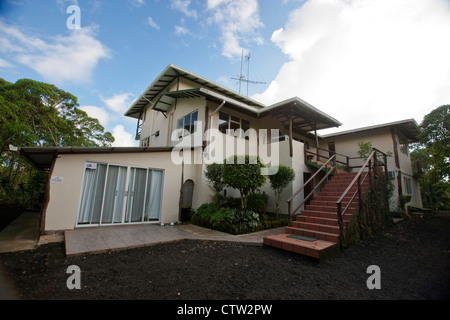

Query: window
left=399, top=136, right=409, bottom=155
left=403, top=177, right=412, bottom=195
left=177, top=110, right=198, bottom=138
left=77, top=162, right=163, bottom=226
left=218, top=112, right=250, bottom=138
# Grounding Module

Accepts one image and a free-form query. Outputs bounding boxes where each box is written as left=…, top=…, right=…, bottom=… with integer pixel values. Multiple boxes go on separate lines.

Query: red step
left=263, top=172, right=369, bottom=260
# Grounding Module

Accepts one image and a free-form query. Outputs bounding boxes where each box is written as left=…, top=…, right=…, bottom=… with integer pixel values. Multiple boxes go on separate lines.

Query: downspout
left=208, top=100, right=226, bottom=146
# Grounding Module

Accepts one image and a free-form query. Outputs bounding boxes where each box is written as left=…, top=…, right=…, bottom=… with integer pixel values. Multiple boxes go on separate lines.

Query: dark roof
left=125, top=64, right=265, bottom=119
left=321, top=119, right=421, bottom=142
left=19, top=147, right=173, bottom=170
left=258, top=97, right=342, bottom=133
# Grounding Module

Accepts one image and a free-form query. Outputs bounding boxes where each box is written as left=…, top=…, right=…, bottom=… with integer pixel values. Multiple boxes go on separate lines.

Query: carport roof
left=19, top=147, right=173, bottom=170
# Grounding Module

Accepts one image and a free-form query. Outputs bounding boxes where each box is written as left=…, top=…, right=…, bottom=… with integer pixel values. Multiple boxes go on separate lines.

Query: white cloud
left=174, top=24, right=190, bottom=36
left=112, top=125, right=137, bottom=147
left=0, top=20, right=110, bottom=85
left=79, top=106, right=110, bottom=127
left=146, top=17, right=160, bottom=30
left=171, top=0, right=198, bottom=19
left=101, top=93, right=135, bottom=113
left=253, top=0, right=450, bottom=132
left=130, top=0, right=145, bottom=7
left=0, top=58, right=13, bottom=68
left=206, top=0, right=264, bottom=59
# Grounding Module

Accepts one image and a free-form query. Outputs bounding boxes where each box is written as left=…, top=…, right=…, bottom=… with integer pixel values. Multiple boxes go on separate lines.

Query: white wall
left=45, top=152, right=182, bottom=232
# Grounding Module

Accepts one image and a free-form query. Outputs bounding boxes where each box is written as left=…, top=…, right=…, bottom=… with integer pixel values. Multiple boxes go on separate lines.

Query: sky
left=1, top=0, right=449, bottom=147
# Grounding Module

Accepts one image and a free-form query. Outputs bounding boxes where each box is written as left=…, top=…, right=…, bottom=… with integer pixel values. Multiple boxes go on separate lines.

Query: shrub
left=191, top=203, right=262, bottom=234
left=204, top=162, right=225, bottom=194
left=222, top=155, right=266, bottom=210
left=247, top=192, right=268, bottom=214
left=268, top=165, right=295, bottom=219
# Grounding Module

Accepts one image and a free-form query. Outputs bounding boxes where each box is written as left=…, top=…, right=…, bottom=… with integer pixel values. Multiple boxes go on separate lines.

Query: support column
left=289, top=113, right=293, bottom=158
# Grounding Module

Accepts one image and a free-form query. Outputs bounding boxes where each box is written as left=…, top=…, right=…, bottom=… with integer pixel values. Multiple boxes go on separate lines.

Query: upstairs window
left=177, top=110, right=198, bottom=138
left=218, top=112, right=250, bottom=137
left=399, top=136, right=409, bottom=155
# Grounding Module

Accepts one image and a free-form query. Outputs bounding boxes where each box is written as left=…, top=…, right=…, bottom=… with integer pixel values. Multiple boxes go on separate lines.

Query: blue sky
left=1, top=0, right=450, bottom=146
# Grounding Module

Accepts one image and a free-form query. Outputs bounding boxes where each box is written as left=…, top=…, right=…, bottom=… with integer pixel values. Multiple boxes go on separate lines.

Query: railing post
left=288, top=201, right=292, bottom=227
left=346, top=156, right=350, bottom=172
left=337, top=202, right=345, bottom=248
left=333, top=154, right=337, bottom=175
left=358, top=174, right=362, bottom=210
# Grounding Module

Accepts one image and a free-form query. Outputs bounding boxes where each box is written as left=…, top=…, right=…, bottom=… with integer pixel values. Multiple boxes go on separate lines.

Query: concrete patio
left=0, top=211, right=285, bottom=257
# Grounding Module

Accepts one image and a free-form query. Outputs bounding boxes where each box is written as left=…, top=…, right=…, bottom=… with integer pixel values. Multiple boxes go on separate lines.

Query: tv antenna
left=231, top=51, right=266, bottom=96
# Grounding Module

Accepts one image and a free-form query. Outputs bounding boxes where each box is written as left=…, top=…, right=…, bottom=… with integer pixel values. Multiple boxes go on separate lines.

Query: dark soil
left=0, top=214, right=449, bottom=300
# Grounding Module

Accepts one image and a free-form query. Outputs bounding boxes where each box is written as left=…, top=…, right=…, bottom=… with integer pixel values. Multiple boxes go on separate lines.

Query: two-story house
left=20, top=64, right=422, bottom=235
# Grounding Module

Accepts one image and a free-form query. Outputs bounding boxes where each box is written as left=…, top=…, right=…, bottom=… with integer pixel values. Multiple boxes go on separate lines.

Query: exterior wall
left=320, top=127, right=423, bottom=211
left=44, top=152, right=182, bottom=232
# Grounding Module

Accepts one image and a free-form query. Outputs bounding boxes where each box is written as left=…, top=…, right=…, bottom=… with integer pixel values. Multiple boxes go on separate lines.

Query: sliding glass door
left=77, top=162, right=164, bottom=226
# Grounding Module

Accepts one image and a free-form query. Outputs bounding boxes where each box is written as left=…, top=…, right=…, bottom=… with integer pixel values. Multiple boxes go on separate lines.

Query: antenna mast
left=231, top=51, right=266, bottom=96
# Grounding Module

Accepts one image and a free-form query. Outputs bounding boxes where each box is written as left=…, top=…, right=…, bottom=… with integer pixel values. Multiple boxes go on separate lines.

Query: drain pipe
left=208, top=100, right=226, bottom=142
left=206, top=100, right=226, bottom=158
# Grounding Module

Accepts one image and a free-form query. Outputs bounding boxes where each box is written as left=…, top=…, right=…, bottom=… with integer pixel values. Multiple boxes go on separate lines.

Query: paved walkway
left=0, top=211, right=40, bottom=254
left=0, top=211, right=285, bottom=257
left=65, top=223, right=285, bottom=256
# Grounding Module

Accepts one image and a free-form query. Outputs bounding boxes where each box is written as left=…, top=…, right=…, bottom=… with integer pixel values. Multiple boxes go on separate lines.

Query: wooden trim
left=39, top=156, right=57, bottom=236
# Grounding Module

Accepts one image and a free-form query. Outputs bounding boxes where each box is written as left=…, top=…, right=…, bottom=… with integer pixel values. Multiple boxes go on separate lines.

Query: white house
left=20, top=65, right=422, bottom=235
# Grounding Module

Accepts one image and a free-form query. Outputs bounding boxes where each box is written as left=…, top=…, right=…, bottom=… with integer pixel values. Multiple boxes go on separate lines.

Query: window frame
left=177, top=110, right=199, bottom=138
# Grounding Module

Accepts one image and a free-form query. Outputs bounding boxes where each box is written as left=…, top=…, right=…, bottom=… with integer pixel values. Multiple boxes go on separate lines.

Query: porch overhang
left=152, top=88, right=260, bottom=116
left=19, top=147, right=174, bottom=170
left=258, top=97, right=342, bottom=134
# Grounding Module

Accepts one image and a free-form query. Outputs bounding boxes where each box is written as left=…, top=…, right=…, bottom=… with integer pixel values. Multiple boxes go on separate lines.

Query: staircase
left=263, top=172, right=370, bottom=260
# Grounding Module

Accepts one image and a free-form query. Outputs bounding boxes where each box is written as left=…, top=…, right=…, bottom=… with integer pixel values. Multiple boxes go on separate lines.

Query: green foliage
left=222, top=155, right=266, bottom=209
left=0, top=77, right=115, bottom=208
left=204, top=163, right=225, bottom=195
left=247, top=192, right=268, bottom=214
left=342, top=174, right=393, bottom=248
left=268, top=165, right=295, bottom=218
left=411, top=105, right=450, bottom=211
left=357, top=141, right=373, bottom=160
left=192, top=203, right=261, bottom=234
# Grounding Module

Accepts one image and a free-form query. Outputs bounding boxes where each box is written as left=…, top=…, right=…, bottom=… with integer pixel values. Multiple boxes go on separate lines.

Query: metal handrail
left=306, top=147, right=350, bottom=167
left=287, top=154, right=337, bottom=223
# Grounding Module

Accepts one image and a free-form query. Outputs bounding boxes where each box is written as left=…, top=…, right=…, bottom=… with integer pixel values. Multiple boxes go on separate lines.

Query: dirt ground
left=0, top=213, right=449, bottom=300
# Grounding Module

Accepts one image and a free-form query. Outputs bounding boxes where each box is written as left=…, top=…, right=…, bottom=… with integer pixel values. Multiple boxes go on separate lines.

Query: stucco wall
left=320, top=127, right=423, bottom=210
left=45, top=152, right=182, bottom=232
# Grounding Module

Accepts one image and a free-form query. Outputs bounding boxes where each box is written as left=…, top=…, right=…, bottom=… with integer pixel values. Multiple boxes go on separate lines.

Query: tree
left=411, top=105, right=450, bottom=211
left=0, top=78, right=115, bottom=207
left=418, top=105, right=449, bottom=181
left=204, top=163, right=225, bottom=204
left=269, top=165, right=295, bottom=219
left=0, top=78, right=114, bottom=151
left=222, top=155, right=266, bottom=210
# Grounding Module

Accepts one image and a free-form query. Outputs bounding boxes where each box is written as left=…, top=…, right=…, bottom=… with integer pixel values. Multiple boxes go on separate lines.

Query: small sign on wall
left=51, top=176, right=64, bottom=185
left=86, top=162, right=97, bottom=170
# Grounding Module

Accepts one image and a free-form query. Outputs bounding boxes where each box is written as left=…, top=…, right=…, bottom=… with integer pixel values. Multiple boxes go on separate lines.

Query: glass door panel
left=78, top=164, right=107, bottom=225
left=144, top=170, right=163, bottom=221
left=125, top=168, right=148, bottom=223
left=101, top=165, right=127, bottom=224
